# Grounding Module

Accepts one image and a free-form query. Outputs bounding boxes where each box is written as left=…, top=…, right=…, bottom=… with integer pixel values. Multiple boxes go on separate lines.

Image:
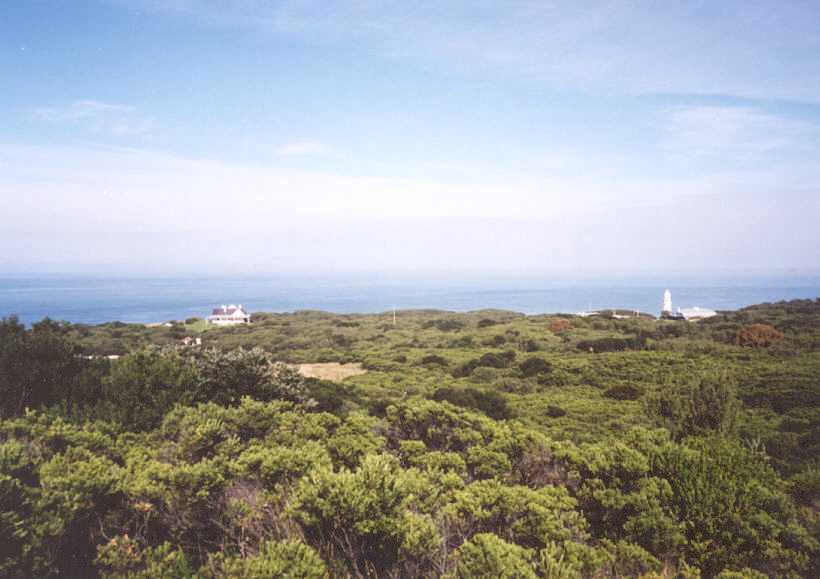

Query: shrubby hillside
left=1, top=299, right=819, bottom=577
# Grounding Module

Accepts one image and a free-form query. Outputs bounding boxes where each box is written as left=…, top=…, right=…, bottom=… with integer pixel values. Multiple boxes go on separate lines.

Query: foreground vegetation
left=1, top=299, right=818, bottom=577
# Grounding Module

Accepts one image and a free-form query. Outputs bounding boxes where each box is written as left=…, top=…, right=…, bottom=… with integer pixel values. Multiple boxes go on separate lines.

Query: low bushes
left=432, top=387, right=513, bottom=420
left=423, top=319, right=466, bottom=332
left=603, top=384, right=644, bottom=401
left=577, top=336, right=646, bottom=353
left=546, top=405, right=567, bottom=418
left=453, top=351, right=516, bottom=377
left=519, top=357, right=552, bottom=378
left=420, top=354, right=449, bottom=367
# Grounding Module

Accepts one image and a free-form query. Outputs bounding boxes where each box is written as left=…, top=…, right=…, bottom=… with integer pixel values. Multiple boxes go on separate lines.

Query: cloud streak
left=661, top=105, right=820, bottom=166
left=122, top=0, right=820, bottom=103
left=30, top=100, right=134, bottom=121
left=29, top=100, right=155, bottom=137
left=1, top=139, right=819, bottom=273
left=275, top=140, right=332, bottom=156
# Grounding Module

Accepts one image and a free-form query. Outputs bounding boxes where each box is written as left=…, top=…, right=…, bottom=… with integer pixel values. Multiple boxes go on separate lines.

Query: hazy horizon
left=3, top=269, right=820, bottom=291
left=4, top=273, right=819, bottom=327
left=3, top=1, right=820, bottom=274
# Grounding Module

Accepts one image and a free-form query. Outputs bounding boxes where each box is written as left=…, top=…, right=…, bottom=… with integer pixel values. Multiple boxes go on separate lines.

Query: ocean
left=1, top=274, right=819, bottom=326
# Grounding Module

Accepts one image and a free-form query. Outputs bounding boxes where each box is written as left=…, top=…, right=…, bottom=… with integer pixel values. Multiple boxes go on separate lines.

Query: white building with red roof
left=207, top=304, right=250, bottom=325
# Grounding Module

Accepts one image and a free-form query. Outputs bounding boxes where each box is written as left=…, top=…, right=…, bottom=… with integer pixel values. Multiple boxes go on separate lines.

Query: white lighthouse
left=662, top=289, right=672, bottom=315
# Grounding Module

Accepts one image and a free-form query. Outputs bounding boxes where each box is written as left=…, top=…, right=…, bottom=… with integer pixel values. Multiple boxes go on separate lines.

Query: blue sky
left=2, top=1, right=820, bottom=275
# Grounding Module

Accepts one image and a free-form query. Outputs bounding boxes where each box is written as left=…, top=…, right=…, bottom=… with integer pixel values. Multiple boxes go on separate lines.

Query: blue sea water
left=1, top=274, right=819, bottom=326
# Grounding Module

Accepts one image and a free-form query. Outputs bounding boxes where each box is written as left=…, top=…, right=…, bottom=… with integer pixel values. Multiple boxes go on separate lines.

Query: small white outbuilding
left=678, top=306, right=717, bottom=321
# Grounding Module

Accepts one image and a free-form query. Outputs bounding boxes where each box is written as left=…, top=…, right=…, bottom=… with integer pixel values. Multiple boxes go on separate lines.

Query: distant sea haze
left=1, top=275, right=819, bottom=326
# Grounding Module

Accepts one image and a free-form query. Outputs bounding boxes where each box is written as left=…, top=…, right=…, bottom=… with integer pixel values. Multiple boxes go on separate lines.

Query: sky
left=2, top=0, right=820, bottom=276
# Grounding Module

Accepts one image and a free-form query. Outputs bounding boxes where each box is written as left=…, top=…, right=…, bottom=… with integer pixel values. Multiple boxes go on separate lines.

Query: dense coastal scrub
left=1, top=299, right=819, bottom=577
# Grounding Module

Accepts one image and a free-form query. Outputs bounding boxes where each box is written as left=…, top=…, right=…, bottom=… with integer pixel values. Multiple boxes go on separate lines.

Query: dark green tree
left=101, top=349, right=197, bottom=430
left=0, top=317, right=84, bottom=418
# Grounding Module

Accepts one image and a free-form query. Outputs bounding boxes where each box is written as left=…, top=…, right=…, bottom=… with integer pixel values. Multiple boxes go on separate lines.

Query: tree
left=189, top=349, right=312, bottom=406
left=102, top=349, right=197, bottom=430
left=0, top=317, right=29, bottom=418
left=0, top=317, right=84, bottom=418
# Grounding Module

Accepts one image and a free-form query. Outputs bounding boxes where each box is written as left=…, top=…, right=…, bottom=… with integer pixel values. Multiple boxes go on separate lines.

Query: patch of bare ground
left=295, top=362, right=367, bottom=382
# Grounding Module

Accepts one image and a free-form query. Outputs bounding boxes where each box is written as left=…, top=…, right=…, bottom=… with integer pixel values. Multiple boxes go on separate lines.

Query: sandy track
left=296, top=362, right=367, bottom=382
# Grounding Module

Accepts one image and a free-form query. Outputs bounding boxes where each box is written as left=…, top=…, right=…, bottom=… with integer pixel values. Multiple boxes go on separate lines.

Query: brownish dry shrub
left=548, top=319, right=572, bottom=333
left=735, top=323, right=784, bottom=348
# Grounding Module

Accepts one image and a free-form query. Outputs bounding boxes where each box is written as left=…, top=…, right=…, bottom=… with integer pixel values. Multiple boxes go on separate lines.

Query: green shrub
left=302, top=378, right=357, bottom=415
left=577, top=336, right=645, bottom=353
left=456, top=533, right=536, bottom=579
left=604, top=384, right=644, bottom=401
left=423, top=319, right=465, bottom=332
left=494, top=378, right=534, bottom=394
left=96, top=537, right=194, bottom=579
left=518, top=339, right=541, bottom=353
left=448, top=335, right=475, bottom=348
left=453, top=351, right=516, bottom=377
left=654, top=436, right=812, bottom=576
left=201, top=540, right=326, bottom=579
left=790, top=467, right=820, bottom=506
left=519, top=357, right=552, bottom=378
left=482, top=335, right=507, bottom=347
left=469, top=367, right=500, bottom=384
left=432, top=387, right=512, bottom=420
left=420, top=354, right=449, bottom=367
left=646, top=373, right=738, bottom=439
left=290, top=454, right=440, bottom=577
left=478, top=351, right=516, bottom=368
left=443, top=479, right=586, bottom=549
left=546, top=405, right=567, bottom=418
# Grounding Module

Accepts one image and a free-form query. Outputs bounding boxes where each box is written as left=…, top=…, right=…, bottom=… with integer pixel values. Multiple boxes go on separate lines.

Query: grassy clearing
left=296, top=362, right=368, bottom=382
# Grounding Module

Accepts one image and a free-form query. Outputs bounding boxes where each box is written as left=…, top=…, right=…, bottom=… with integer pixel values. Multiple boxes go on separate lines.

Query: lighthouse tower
left=662, top=289, right=672, bottom=315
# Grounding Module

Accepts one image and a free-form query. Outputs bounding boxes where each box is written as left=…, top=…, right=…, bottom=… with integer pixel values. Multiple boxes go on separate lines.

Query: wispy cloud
left=29, top=100, right=155, bottom=136
left=2, top=142, right=819, bottom=273
left=275, top=140, right=332, bottom=156
left=30, top=100, right=134, bottom=121
left=661, top=105, right=820, bottom=165
left=121, top=1, right=820, bottom=103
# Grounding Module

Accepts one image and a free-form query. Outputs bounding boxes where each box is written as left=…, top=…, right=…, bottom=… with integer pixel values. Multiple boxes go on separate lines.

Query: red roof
left=210, top=306, right=247, bottom=316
